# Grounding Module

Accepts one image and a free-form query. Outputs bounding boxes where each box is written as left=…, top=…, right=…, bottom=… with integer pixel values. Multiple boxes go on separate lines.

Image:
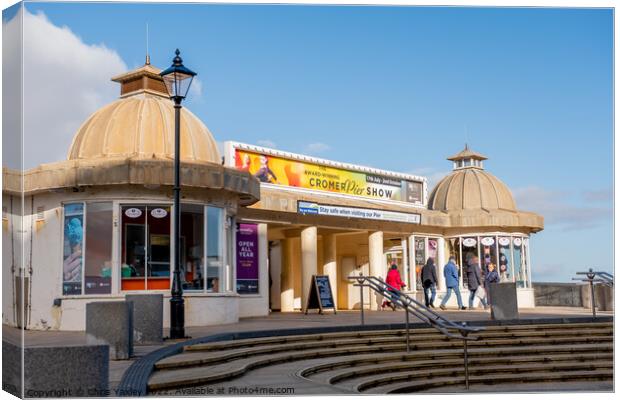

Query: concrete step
left=149, top=339, right=613, bottom=391
left=156, top=334, right=612, bottom=370
left=155, top=335, right=613, bottom=369
left=298, top=342, right=613, bottom=379
left=363, top=369, right=614, bottom=394
left=313, top=352, right=613, bottom=386
left=183, top=322, right=612, bottom=352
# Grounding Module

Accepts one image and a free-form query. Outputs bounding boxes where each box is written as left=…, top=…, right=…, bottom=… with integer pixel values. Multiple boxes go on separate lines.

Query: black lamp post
left=160, top=49, right=196, bottom=339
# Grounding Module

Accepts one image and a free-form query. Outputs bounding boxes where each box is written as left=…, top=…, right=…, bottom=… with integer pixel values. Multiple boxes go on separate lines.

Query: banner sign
left=63, top=203, right=84, bottom=295
left=236, top=223, right=259, bottom=294
left=298, top=201, right=420, bottom=224
left=235, top=149, right=423, bottom=204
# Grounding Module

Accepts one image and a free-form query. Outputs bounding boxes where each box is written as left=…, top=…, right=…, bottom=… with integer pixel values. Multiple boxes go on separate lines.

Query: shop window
left=480, top=236, right=497, bottom=274
left=207, top=206, right=224, bottom=293
left=498, top=237, right=511, bottom=283
left=447, top=237, right=463, bottom=284
left=62, top=203, right=84, bottom=295
left=181, top=204, right=204, bottom=291
left=513, top=237, right=526, bottom=288
left=62, top=202, right=113, bottom=296
left=522, top=238, right=530, bottom=288
left=84, top=203, right=113, bottom=294
left=414, top=238, right=425, bottom=287
left=461, top=237, right=478, bottom=288
left=121, top=205, right=171, bottom=291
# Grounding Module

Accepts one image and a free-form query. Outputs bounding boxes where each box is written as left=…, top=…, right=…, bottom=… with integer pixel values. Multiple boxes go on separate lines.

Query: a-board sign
left=305, top=275, right=337, bottom=314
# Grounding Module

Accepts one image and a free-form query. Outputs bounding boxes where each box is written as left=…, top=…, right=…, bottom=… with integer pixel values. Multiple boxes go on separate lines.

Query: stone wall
left=534, top=282, right=614, bottom=311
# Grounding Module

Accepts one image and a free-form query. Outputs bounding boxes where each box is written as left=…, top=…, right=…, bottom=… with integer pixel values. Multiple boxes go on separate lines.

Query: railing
left=573, top=268, right=614, bottom=318
left=349, top=275, right=484, bottom=390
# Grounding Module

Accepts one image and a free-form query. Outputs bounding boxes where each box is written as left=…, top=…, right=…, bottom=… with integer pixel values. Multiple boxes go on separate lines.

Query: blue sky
left=7, top=2, right=614, bottom=281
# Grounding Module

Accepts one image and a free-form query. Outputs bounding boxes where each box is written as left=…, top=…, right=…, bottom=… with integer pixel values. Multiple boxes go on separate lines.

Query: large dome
left=67, top=62, right=220, bottom=164
left=429, top=146, right=517, bottom=212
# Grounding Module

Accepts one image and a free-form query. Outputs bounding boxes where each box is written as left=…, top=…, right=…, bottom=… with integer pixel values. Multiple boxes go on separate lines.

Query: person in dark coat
left=421, top=257, right=438, bottom=308
left=466, top=256, right=487, bottom=309
left=484, top=263, right=500, bottom=305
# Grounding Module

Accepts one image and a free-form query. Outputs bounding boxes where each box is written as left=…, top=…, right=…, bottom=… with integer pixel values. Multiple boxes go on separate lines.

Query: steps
left=147, top=321, right=613, bottom=394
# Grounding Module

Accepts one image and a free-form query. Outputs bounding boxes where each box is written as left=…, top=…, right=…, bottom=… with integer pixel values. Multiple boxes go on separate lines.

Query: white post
left=301, top=226, right=318, bottom=312
left=437, top=237, right=446, bottom=291
left=408, top=235, right=416, bottom=292
left=368, top=231, right=384, bottom=310
left=280, top=238, right=295, bottom=312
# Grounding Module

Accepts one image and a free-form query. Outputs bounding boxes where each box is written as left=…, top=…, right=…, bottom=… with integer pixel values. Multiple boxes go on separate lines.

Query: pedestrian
left=466, top=256, right=487, bottom=309
left=421, top=257, right=437, bottom=308
left=382, top=263, right=405, bottom=310
left=485, top=263, right=500, bottom=305
left=440, top=256, right=466, bottom=310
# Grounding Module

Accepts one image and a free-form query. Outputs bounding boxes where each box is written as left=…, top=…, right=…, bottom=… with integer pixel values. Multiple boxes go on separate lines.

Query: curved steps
left=147, top=321, right=613, bottom=393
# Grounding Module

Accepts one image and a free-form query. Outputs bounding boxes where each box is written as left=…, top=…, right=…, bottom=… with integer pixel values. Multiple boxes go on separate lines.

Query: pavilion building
left=2, top=62, right=543, bottom=331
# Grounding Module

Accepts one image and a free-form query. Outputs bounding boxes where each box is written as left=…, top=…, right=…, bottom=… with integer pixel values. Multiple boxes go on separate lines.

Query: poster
left=236, top=223, right=259, bottom=294
left=63, top=203, right=84, bottom=295
left=235, top=149, right=423, bottom=204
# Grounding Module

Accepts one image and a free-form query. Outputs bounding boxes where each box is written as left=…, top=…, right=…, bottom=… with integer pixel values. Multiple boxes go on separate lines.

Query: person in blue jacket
left=439, top=256, right=466, bottom=310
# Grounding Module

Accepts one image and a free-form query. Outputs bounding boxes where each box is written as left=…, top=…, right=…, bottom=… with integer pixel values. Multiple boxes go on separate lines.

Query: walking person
left=485, top=263, right=500, bottom=305
left=382, top=263, right=405, bottom=311
left=421, top=257, right=437, bottom=308
left=440, top=256, right=466, bottom=310
left=466, top=256, right=487, bottom=309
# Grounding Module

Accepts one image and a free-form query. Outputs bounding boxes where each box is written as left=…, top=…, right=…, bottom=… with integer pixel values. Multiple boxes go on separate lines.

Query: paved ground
left=2, top=306, right=613, bottom=393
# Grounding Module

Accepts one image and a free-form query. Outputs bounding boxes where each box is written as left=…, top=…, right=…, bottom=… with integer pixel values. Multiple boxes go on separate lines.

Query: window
left=206, top=206, right=224, bottom=292
left=181, top=204, right=204, bottom=291
left=62, top=202, right=113, bottom=295
left=121, top=205, right=171, bottom=291
left=498, top=237, right=511, bottom=283
left=63, top=203, right=84, bottom=295
left=513, top=237, right=526, bottom=288
left=480, top=236, right=497, bottom=275
left=84, top=203, right=113, bottom=294
left=414, top=238, right=425, bottom=287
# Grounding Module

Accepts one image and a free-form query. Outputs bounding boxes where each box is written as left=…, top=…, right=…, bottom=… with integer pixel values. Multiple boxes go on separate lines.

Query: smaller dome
left=429, top=146, right=516, bottom=212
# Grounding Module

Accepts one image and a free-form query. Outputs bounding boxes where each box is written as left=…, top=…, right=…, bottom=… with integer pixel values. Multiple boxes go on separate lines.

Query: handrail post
left=357, top=280, right=365, bottom=326
left=405, top=301, right=410, bottom=353
left=461, top=322, right=470, bottom=390
left=589, top=277, right=597, bottom=319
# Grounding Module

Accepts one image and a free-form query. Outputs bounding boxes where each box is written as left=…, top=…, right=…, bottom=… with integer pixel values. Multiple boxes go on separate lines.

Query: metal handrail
left=349, top=274, right=483, bottom=390
left=349, top=275, right=483, bottom=340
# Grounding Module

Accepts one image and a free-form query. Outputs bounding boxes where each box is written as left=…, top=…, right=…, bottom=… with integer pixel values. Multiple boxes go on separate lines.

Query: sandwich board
left=305, top=275, right=337, bottom=314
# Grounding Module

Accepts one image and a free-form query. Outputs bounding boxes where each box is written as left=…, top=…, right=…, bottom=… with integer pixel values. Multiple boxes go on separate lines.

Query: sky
left=2, top=1, right=614, bottom=282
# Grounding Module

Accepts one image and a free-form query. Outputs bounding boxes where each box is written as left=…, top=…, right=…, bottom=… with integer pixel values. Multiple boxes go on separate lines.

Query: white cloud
left=513, top=186, right=611, bottom=231
left=257, top=139, right=277, bottom=149
left=10, top=9, right=128, bottom=169
left=582, top=188, right=613, bottom=203
left=304, top=142, right=331, bottom=154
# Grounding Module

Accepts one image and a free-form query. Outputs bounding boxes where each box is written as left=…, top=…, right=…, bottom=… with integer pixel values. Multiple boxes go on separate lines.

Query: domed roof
left=67, top=61, right=220, bottom=164
left=429, top=146, right=516, bottom=212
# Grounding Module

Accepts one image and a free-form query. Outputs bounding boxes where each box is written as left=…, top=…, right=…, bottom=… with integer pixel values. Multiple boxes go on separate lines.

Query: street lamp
left=160, top=49, right=197, bottom=339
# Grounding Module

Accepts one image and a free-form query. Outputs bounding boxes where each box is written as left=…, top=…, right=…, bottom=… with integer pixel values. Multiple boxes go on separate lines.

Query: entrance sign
left=305, top=275, right=337, bottom=314
left=298, top=201, right=421, bottom=224
left=236, top=223, right=259, bottom=294
left=231, top=145, right=424, bottom=204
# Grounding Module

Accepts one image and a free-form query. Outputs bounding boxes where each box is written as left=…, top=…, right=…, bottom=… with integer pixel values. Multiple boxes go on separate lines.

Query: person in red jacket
left=382, top=263, right=406, bottom=311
